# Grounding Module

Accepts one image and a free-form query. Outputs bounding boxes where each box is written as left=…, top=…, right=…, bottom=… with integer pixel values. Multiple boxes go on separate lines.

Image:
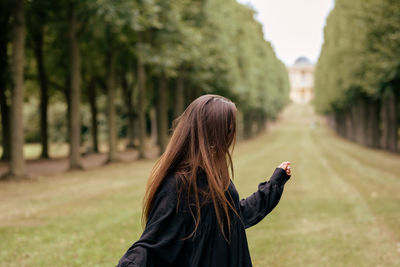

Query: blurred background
left=0, top=0, right=399, bottom=266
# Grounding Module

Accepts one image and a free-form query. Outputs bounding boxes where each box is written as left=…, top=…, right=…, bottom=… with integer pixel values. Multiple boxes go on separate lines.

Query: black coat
left=117, top=168, right=290, bottom=267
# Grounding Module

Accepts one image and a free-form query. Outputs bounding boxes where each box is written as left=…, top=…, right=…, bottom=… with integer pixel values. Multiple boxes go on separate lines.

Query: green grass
left=1, top=104, right=399, bottom=266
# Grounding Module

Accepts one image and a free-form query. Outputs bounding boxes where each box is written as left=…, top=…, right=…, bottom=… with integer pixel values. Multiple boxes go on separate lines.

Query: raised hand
left=278, top=161, right=291, bottom=176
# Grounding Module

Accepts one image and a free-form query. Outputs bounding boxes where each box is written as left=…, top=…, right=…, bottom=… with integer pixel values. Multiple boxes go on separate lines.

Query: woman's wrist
left=269, top=168, right=291, bottom=186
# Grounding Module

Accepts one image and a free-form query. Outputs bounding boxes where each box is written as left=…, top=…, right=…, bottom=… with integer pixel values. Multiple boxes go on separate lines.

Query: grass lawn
left=0, top=104, right=399, bottom=266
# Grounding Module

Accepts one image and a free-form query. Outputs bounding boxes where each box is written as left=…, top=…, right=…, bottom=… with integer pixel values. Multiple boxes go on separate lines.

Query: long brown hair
left=143, top=94, right=237, bottom=240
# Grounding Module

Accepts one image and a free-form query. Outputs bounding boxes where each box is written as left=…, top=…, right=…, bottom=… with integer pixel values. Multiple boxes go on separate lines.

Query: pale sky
left=238, top=0, right=334, bottom=66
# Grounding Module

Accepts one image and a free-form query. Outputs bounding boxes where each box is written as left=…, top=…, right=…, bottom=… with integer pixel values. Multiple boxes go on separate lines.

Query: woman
left=117, top=94, right=292, bottom=267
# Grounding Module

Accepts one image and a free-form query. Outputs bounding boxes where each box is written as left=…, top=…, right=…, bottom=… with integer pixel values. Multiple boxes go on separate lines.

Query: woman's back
left=117, top=167, right=290, bottom=267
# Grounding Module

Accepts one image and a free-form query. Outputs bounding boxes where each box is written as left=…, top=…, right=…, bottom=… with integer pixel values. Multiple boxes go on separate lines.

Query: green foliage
left=314, top=0, right=400, bottom=113
left=179, top=0, right=290, bottom=117
left=13, top=0, right=290, bottom=146
left=85, top=0, right=290, bottom=118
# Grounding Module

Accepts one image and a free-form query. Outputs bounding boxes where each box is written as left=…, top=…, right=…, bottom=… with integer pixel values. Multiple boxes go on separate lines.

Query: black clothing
left=117, top=168, right=290, bottom=267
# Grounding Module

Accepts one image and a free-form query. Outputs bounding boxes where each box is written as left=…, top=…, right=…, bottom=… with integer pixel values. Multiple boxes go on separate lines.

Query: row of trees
left=315, top=0, right=400, bottom=151
left=0, top=0, right=290, bottom=178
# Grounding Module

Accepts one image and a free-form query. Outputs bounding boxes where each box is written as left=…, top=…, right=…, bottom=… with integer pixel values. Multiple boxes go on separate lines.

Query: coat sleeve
left=239, top=168, right=290, bottom=229
left=116, top=178, right=187, bottom=267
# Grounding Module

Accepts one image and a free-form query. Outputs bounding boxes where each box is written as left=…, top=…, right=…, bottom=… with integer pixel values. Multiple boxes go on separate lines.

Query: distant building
left=288, top=57, right=315, bottom=104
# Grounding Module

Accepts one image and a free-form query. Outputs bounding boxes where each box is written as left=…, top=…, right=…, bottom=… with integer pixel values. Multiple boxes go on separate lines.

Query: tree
left=137, top=53, right=146, bottom=159
left=1, top=0, right=291, bottom=171
left=0, top=0, right=11, bottom=161
left=121, top=65, right=136, bottom=149
left=68, top=0, right=82, bottom=169
left=106, top=48, right=118, bottom=162
left=156, top=75, right=168, bottom=154
left=314, top=0, right=400, bottom=151
left=174, top=75, right=185, bottom=119
left=9, top=0, right=26, bottom=177
left=87, top=78, right=99, bottom=152
left=27, top=0, right=52, bottom=159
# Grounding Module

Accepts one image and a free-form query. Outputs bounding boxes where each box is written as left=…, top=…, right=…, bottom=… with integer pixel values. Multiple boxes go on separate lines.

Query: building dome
left=294, top=56, right=312, bottom=65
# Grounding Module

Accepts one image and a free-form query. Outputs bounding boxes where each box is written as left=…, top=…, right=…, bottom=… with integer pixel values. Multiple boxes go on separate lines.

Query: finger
left=279, top=162, right=291, bottom=170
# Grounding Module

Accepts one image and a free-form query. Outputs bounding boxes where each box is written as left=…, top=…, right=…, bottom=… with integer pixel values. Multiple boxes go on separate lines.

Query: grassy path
left=0, top=104, right=399, bottom=266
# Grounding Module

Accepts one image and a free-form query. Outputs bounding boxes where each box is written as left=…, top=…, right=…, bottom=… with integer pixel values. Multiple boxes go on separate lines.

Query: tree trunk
left=236, top=109, right=244, bottom=140
left=351, top=103, right=361, bottom=142
left=353, top=97, right=367, bottom=145
left=68, top=0, right=82, bottom=169
left=254, top=113, right=261, bottom=134
left=381, top=91, right=397, bottom=151
left=326, top=114, right=334, bottom=129
left=174, top=75, right=184, bottom=119
left=334, top=111, right=346, bottom=137
left=33, top=27, right=49, bottom=159
left=340, top=112, right=347, bottom=137
left=353, top=104, right=360, bottom=141
left=106, top=50, right=118, bottom=162
left=0, top=78, right=9, bottom=162
left=9, top=0, right=26, bottom=177
left=137, top=57, right=146, bottom=159
left=150, top=107, right=157, bottom=145
left=185, top=86, right=195, bottom=107
left=0, top=1, right=10, bottom=161
left=121, top=72, right=135, bottom=149
left=259, top=113, right=267, bottom=133
left=344, top=108, right=354, bottom=141
left=157, top=75, right=168, bottom=155
left=64, top=74, right=70, bottom=143
left=333, top=112, right=339, bottom=133
left=359, top=97, right=368, bottom=145
left=243, top=111, right=253, bottom=139
left=88, top=79, right=98, bottom=153
left=365, top=99, right=380, bottom=148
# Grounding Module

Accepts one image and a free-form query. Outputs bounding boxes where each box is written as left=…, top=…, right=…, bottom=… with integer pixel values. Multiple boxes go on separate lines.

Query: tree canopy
left=0, top=0, right=290, bottom=176
left=314, top=0, right=400, bottom=151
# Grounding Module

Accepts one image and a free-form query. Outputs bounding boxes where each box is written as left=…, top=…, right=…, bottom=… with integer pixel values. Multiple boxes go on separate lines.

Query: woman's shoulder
left=149, top=172, right=182, bottom=216
left=157, top=172, right=181, bottom=195
left=146, top=173, right=185, bottom=223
